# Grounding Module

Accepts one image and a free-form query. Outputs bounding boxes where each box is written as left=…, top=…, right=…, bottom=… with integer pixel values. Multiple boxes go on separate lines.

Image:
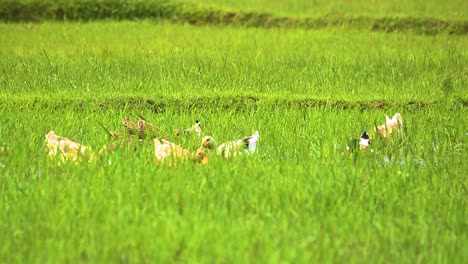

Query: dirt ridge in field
left=2, top=96, right=466, bottom=112
left=0, top=0, right=466, bottom=35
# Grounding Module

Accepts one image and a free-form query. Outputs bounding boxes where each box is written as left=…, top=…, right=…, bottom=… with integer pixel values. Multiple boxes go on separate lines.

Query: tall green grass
left=0, top=104, right=466, bottom=262
left=0, top=13, right=466, bottom=263
left=0, top=22, right=466, bottom=104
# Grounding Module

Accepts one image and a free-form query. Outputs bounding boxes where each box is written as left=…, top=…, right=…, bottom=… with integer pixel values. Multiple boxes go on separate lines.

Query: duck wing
left=243, top=131, right=259, bottom=152
left=379, top=113, right=403, bottom=138
left=217, top=131, right=260, bottom=157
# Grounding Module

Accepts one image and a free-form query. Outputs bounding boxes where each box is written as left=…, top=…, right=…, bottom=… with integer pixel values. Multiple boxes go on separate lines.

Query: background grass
left=187, top=0, right=468, bottom=19
left=0, top=22, right=466, bottom=103
left=1, top=0, right=466, bottom=34
left=0, top=1, right=467, bottom=263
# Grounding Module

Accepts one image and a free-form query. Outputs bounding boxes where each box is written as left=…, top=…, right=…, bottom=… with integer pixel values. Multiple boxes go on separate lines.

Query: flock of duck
left=346, top=113, right=403, bottom=153
left=45, top=118, right=260, bottom=166
left=43, top=112, right=403, bottom=166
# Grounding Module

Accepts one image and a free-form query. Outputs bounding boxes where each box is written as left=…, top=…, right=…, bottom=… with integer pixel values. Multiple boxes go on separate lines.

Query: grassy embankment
left=0, top=0, right=467, bottom=34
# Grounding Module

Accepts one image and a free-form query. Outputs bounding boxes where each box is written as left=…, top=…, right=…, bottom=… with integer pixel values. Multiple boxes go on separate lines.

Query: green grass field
left=187, top=0, right=468, bottom=19
left=0, top=1, right=467, bottom=263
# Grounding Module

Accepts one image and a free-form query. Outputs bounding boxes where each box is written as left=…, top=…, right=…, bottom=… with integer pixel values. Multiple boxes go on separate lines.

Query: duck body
left=175, top=120, right=202, bottom=139
left=216, top=131, right=259, bottom=158
left=346, top=132, right=372, bottom=153
left=154, top=138, right=208, bottom=165
left=122, top=116, right=162, bottom=142
left=376, top=113, right=403, bottom=138
left=45, top=131, right=94, bottom=163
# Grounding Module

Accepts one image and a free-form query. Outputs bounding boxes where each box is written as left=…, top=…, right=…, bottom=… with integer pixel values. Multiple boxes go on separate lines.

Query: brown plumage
left=122, top=116, right=163, bottom=141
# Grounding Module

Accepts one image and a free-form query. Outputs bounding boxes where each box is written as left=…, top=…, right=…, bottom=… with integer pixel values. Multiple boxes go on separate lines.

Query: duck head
left=345, top=131, right=370, bottom=152
left=194, top=148, right=209, bottom=164
left=201, top=136, right=217, bottom=150
left=359, top=132, right=370, bottom=150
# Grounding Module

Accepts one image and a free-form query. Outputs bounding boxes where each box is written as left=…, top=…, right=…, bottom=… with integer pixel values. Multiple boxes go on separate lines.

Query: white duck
left=344, top=131, right=374, bottom=154
left=202, top=131, right=259, bottom=158
left=175, top=120, right=202, bottom=139
left=376, top=113, right=403, bottom=138
left=45, top=131, right=95, bottom=163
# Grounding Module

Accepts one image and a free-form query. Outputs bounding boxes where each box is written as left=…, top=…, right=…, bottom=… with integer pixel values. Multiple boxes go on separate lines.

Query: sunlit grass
left=0, top=20, right=466, bottom=263
left=185, top=0, right=468, bottom=19
left=0, top=103, right=466, bottom=262
left=0, top=22, right=466, bottom=102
